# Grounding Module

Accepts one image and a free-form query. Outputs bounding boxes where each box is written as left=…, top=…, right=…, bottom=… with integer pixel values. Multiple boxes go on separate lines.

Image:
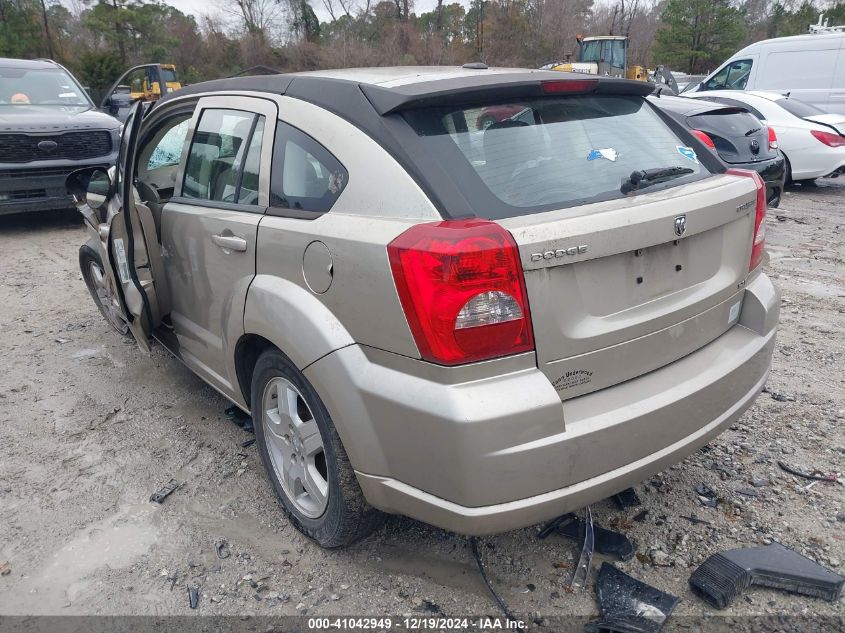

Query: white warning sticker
left=113, top=238, right=130, bottom=284
left=729, top=300, right=742, bottom=324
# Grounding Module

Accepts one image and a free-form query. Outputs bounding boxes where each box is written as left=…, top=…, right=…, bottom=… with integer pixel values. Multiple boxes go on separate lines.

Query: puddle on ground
left=1, top=503, right=158, bottom=613
left=374, top=544, right=487, bottom=596
left=70, top=348, right=100, bottom=360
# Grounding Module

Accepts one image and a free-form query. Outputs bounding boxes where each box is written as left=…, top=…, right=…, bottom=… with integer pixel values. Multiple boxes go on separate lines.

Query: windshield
left=0, top=67, right=90, bottom=107
left=580, top=40, right=602, bottom=63
left=776, top=97, right=825, bottom=119
left=162, top=68, right=178, bottom=83
left=403, top=94, right=708, bottom=219
left=580, top=40, right=625, bottom=67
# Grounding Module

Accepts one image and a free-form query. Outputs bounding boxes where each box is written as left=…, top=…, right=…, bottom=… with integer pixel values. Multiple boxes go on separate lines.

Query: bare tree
left=39, top=0, right=55, bottom=58
left=218, top=0, right=284, bottom=38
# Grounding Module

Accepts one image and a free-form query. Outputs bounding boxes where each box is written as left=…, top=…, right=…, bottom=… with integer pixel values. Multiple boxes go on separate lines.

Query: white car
left=686, top=90, right=845, bottom=183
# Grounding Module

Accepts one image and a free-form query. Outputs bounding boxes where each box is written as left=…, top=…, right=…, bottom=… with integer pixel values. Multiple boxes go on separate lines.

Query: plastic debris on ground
left=777, top=460, right=838, bottom=482
left=689, top=542, right=845, bottom=609
left=570, top=506, right=594, bottom=591
left=540, top=510, right=635, bottom=562
left=584, top=562, right=679, bottom=633
left=612, top=488, right=642, bottom=510
left=149, top=479, right=180, bottom=504
left=187, top=584, right=200, bottom=609
left=225, top=405, right=253, bottom=433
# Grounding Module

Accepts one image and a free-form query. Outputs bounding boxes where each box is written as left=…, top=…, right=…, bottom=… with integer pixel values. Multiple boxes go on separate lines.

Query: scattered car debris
left=556, top=516, right=636, bottom=562
left=216, top=540, right=231, bottom=560
left=468, top=537, right=522, bottom=631
left=632, top=510, right=649, bottom=523
left=689, top=543, right=845, bottom=609
left=224, top=405, right=253, bottom=432
left=777, top=460, right=837, bottom=482
left=540, top=510, right=635, bottom=562
left=734, top=487, right=759, bottom=498
left=538, top=513, right=577, bottom=539
left=612, top=487, right=642, bottom=510
left=240, top=438, right=256, bottom=448
left=774, top=214, right=808, bottom=224
left=585, top=563, right=680, bottom=633
left=680, top=515, right=712, bottom=526
left=149, top=479, right=180, bottom=504
left=0, top=560, right=10, bottom=576
left=187, top=585, right=200, bottom=609
left=762, top=386, right=796, bottom=402
left=571, top=506, right=594, bottom=591
left=695, top=483, right=719, bottom=508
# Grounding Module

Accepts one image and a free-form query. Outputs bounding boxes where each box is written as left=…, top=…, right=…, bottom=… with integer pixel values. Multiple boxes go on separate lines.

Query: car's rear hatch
left=502, top=175, right=756, bottom=400
left=687, top=108, right=777, bottom=164
left=382, top=74, right=759, bottom=396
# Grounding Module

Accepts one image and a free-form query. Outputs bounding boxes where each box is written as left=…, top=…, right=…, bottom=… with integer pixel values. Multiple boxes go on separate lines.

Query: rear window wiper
left=621, top=166, right=694, bottom=194
left=744, top=127, right=762, bottom=136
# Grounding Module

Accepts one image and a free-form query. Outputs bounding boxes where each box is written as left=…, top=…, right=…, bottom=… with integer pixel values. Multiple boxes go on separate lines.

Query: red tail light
left=691, top=129, right=716, bottom=149
left=767, top=126, right=778, bottom=150
left=726, top=168, right=766, bottom=271
left=388, top=220, right=534, bottom=365
left=811, top=129, right=845, bottom=147
left=541, top=79, right=598, bottom=94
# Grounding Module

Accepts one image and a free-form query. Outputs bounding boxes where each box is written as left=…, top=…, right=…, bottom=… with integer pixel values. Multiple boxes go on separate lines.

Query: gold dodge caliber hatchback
left=68, top=67, right=779, bottom=548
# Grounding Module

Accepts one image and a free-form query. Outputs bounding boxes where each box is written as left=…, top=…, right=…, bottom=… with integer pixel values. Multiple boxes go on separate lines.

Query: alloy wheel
left=262, top=377, right=329, bottom=518
left=89, top=260, right=129, bottom=335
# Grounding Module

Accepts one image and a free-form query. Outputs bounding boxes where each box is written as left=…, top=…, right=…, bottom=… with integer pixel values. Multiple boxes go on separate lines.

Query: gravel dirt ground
left=0, top=181, right=843, bottom=629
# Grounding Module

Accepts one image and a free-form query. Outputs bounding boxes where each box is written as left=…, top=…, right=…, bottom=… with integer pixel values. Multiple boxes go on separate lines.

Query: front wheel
left=79, top=243, right=130, bottom=337
left=251, top=348, right=383, bottom=548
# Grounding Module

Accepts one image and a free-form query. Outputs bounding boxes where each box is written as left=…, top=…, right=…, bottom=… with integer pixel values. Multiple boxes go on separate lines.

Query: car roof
left=157, top=65, right=654, bottom=115
left=738, top=31, right=844, bottom=52
left=289, top=65, right=545, bottom=87
left=0, top=57, right=60, bottom=70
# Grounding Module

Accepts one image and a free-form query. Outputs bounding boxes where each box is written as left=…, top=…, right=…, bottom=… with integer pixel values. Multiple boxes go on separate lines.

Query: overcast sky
left=93, top=0, right=473, bottom=27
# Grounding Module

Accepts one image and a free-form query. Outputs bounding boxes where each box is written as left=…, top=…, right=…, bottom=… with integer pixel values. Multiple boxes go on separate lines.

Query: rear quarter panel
left=245, top=95, right=441, bottom=380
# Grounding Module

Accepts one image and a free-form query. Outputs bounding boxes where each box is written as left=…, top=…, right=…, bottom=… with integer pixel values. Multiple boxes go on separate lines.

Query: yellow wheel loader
left=542, top=35, right=678, bottom=93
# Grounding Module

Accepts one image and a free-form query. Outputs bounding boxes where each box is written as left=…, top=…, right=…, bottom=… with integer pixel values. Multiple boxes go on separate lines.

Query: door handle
left=211, top=234, right=248, bottom=252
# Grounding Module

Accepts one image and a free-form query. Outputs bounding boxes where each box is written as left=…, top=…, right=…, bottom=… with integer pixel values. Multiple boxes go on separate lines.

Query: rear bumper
left=306, top=273, right=778, bottom=535
left=0, top=156, right=115, bottom=215
left=731, top=156, right=785, bottom=207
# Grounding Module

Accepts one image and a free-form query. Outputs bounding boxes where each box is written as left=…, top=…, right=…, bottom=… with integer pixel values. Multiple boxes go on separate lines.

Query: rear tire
left=79, top=244, right=130, bottom=337
left=251, top=348, right=384, bottom=548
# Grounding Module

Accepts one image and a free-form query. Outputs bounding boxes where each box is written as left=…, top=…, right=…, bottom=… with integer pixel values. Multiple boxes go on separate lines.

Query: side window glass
left=182, top=108, right=257, bottom=203
left=703, top=66, right=730, bottom=91
left=147, top=118, right=191, bottom=171
left=270, top=121, right=347, bottom=214
left=237, top=118, right=265, bottom=205
left=727, top=59, right=752, bottom=89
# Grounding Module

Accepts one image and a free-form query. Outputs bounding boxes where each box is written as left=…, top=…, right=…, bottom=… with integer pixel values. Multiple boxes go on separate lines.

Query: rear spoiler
left=361, top=72, right=655, bottom=115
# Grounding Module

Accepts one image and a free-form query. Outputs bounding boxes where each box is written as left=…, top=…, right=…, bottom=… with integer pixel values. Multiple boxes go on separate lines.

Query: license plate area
left=628, top=239, right=690, bottom=300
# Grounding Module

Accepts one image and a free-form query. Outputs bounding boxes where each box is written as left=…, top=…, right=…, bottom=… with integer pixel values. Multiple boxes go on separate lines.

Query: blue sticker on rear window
left=587, top=148, right=618, bottom=162
left=676, top=146, right=698, bottom=163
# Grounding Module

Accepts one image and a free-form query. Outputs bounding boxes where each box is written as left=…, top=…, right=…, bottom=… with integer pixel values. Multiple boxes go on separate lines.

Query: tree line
left=0, top=0, right=842, bottom=94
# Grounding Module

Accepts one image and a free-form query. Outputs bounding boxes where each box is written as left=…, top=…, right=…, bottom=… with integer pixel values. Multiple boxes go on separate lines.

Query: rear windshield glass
left=403, top=95, right=708, bottom=219
left=691, top=110, right=763, bottom=137
left=775, top=98, right=824, bottom=119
